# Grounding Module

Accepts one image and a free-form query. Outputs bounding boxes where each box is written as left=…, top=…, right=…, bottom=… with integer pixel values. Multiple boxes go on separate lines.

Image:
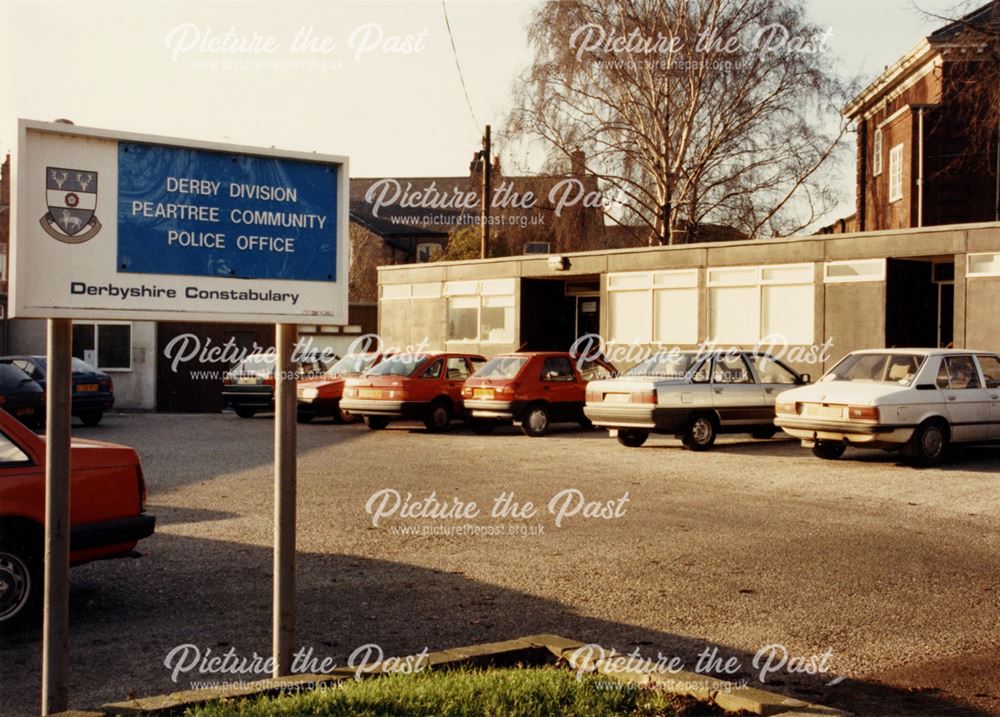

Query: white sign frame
left=11, top=119, right=349, bottom=324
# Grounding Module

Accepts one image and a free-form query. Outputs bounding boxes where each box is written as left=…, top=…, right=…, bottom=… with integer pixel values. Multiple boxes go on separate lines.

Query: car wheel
left=0, top=541, right=39, bottom=632
left=423, top=401, right=452, bottom=432
left=296, top=411, right=315, bottom=424
left=682, top=413, right=717, bottom=451
left=907, top=419, right=949, bottom=467
left=234, top=407, right=256, bottom=419
left=751, top=426, right=777, bottom=440
left=521, top=403, right=550, bottom=437
left=578, top=416, right=594, bottom=430
left=812, top=441, right=846, bottom=460
left=79, top=411, right=103, bottom=427
left=365, top=416, right=389, bottom=430
left=472, top=420, right=498, bottom=435
left=333, top=404, right=358, bottom=424
left=617, top=430, right=649, bottom=448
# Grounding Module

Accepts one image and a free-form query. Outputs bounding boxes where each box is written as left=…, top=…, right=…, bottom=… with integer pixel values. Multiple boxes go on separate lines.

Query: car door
left=937, top=355, right=992, bottom=442
left=710, top=353, right=766, bottom=426
left=749, top=354, right=801, bottom=409
left=975, top=354, right=1000, bottom=439
left=444, top=356, right=471, bottom=404
left=540, top=356, right=579, bottom=420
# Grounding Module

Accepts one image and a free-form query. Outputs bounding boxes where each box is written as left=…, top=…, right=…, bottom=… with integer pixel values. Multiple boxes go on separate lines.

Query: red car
left=296, top=353, right=389, bottom=424
left=462, top=352, right=617, bottom=436
left=340, top=352, right=486, bottom=432
left=0, top=410, right=155, bottom=629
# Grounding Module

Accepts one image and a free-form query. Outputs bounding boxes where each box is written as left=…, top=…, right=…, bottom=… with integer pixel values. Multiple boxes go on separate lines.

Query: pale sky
left=0, top=0, right=974, bottom=223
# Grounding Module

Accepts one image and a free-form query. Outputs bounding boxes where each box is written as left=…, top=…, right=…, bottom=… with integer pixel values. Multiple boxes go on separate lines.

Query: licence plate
left=474, top=388, right=495, bottom=399
left=804, top=403, right=845, bottom=419
left=237, top=377, right=259, bottom=385
left=77, top=383, right=99, bottom=392
left=604, top=393, right=632, bottom=404
left=358, top=389, right=382, bottom=399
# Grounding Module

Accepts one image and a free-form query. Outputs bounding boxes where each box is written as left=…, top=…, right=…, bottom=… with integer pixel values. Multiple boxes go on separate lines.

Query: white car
left=584, top=350, right=810, bottom=450
left=775, top=349, right=1000, bottom=466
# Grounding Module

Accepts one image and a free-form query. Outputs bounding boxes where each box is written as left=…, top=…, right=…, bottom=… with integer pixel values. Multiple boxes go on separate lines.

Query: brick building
left=844, top=0, right=1000, bottom=232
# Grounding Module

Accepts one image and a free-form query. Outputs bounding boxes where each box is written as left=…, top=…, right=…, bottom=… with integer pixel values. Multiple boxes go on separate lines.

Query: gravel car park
left=3, top=413, right=999, bottom=717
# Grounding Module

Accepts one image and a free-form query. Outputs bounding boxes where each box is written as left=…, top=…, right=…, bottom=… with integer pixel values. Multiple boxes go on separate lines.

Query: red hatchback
left=0, top=410, right=155, bottom=629
left=296, top=353, right=389, bottom=424
left=462, top=352, right=617, bottom=436
left=341, top=352, right=486, bottom=432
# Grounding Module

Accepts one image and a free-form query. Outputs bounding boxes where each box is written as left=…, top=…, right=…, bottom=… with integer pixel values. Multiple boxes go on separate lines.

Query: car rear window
left=0, top=363, right=33, bottom=386
left=821, top=353, right=925, bottom=386
left=625, top=352, right=706, bottom=379
left=474, top=356, right=528, bottom=379
left=367, top=354, right=429, bottom=377
left=327, top=354, right=377, bottom=376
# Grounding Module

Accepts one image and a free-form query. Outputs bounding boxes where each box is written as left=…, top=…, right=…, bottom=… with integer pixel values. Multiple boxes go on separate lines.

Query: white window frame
left=416, top=243, right=441, bottom=263
left=707, top=264, right=815, bottom=345
left=606, top=269, right=699, bottom=345
left=445, top=279, right=517, bottom=343
left=888, top=143, right=904, bottom=203
left=72, top=321, right=133, bottom=372
left=967, top=253, right=1000, bottom=278
left=872, top=128, right=883, bottom=177
left=823, top=259, right=887, bottom=284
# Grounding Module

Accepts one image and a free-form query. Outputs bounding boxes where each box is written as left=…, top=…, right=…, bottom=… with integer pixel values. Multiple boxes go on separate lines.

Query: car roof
left=850, top=348, right=999, bottom=356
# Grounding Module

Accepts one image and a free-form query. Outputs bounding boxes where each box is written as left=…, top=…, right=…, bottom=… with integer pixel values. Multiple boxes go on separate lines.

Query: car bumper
left=339, top=399, right=426, bottom=419
left=584, top=404, right=692, bottom=433
left=223, top=388, right=274, bottom=409
left=775, top=416, right=915, bottom=445
left=72, top=393, right=115, bottom=413
left=70, top=513, right=156, bottom=553
left=466, top=399, right=520, bottom=420
left=297, top=397, right=339, bottom=413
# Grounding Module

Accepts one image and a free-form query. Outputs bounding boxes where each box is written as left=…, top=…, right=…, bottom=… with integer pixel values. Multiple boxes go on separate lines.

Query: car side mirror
left=915, top=383, right=937, bottom=391
left=798, top=374, right=811, bottom=385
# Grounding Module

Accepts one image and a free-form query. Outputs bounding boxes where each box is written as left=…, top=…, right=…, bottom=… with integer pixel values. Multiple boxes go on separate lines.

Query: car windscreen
left=366, top=354, right=428, bottom=377
left=473, top=356, right=529, bottom=379
left=821, top=353, right=926, bottom=386
left=624, top=352, right=706, bottom=379
left=234, top=354, right=276, bottom=375
left=327, top=354, right=377, bottom=376
left=0, top=362, right=34, bottom=388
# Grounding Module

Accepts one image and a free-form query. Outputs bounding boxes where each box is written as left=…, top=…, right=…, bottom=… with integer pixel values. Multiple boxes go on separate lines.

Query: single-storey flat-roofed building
left=376, top=222, right=1000, bottom=373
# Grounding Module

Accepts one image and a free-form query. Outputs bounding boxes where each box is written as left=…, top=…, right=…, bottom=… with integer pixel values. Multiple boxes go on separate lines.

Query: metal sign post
left=273, top=323, right=297, bottom=676
left=42, top=318, right=72, bottom=715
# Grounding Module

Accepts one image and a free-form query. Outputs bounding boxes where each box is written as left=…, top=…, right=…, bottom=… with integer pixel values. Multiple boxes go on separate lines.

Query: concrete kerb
left=49, top=634, right=849, bottom=716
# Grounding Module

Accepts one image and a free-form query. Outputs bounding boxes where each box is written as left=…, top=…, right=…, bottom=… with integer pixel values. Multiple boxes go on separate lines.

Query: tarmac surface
left=3, top=412, right=999, bottom=715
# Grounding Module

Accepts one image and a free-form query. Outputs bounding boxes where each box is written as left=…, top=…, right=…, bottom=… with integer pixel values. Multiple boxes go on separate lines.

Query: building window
left=824, top=259, right=886, bottom=283
left=607, top=270, right=698, bottom=345
left=523, top=242, right=551, bottom=254
left=888, top=144, right=904, bottom=203
left=708, top=264, right=814, bottom=345
left=445, top=279, right=516, bottom=343
left=968, top=253, right=1000, bottom=277
left=873, top=128, right=883, bottom=177
left=416, top=243, right=441, bottom=263
left=72, top=322, right=132, bottom=371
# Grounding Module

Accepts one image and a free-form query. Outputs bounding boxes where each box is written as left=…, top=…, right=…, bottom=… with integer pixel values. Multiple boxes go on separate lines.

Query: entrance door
left=576, top=296, right=600, bottom=340
left=886, top=260, right=937, bottom=348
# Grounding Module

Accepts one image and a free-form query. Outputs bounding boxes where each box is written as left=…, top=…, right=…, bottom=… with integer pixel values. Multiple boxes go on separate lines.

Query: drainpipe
left=917, top=107, right=925, bottom=228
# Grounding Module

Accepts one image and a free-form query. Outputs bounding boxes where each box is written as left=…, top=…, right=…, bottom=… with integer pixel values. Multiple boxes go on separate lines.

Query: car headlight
left=775, top=401, right=798, bottom=415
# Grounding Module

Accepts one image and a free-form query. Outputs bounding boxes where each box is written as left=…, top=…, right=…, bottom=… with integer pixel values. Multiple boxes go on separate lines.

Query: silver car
left=584, top=350, right=810, bottom=450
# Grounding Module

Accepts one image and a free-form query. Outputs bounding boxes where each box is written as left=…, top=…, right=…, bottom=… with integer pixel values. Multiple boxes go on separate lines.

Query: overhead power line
left=441, top=1, right=480, bottom=133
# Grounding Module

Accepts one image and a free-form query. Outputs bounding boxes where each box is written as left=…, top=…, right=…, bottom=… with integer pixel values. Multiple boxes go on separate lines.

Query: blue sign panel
left=117, top=142, right=337, bottom=282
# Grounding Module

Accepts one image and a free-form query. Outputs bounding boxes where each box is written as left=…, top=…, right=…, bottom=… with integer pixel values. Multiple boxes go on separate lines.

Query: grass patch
left=186, top=666, right=717, bottom=717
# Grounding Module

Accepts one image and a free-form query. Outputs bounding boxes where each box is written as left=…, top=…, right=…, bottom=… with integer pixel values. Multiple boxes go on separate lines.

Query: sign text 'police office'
left=117, top=142, right=337, bottom=282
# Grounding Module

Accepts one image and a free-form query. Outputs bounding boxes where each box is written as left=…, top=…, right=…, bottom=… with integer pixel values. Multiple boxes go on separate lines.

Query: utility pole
left=480, top=125, right=491, bottom=259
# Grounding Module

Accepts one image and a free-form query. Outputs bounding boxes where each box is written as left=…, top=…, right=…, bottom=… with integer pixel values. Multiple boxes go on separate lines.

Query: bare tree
left=507, top=0, right=855, bottom=243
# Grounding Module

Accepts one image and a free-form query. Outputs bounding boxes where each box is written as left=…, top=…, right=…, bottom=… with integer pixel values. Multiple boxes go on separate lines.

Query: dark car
left=223, top=352, right=335, bottom=418
left=2, top=356, right=114, bottom=427
left=0, top=363, right=45, bottom=429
